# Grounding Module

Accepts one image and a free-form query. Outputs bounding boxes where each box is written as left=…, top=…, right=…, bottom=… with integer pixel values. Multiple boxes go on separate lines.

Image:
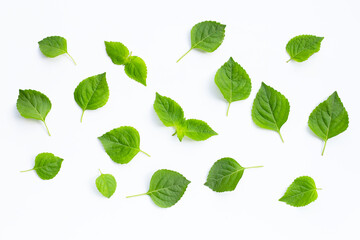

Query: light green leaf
left=124, top=56, right=147, bottom=86
left=98, top=126, right=150, bottom=164
left=126, top=169, right=190, bottom=208
left=38, top=36, right=76, bottom=64
left=96, top=170, right=117, bottom=198
left=177, top=21, right=226, bottom=62
left=105, top=41, right=130, bottom=65
left=308, top=91, right=349, bottom=155
left=21, top=153, right=63, bottom=180
left=286, top=35, right=324, bottom=62
left=16, top=89, right=52, bottom=136
left=74, top=73, right=109, bottom=122
left=251, top=82, right=290, bottom=142
left=215, top=57, right=252, bottom=116
left=205, top=157, right=263, bottom=192
left=279, top=176, right=320, bottom=207
left=183, top=119, right=217, bottom=141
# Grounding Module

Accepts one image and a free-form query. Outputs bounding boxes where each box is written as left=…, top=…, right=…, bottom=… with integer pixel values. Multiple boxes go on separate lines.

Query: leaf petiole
left=321, top=140, right=327, bottom=156
left=286, top=58, right=292, bottom=63
left=20, top=168, right=34, bottom=173
left=244, top=165, right=264, bottom=169
left=80, top=109, right=85, bottom=123
left=126, top=192, right=148, bottom=198
left=140, top=150, right=151, bottom=157
left=66, top=52, right=77, bottom=65
left=176, top=48, right=193, bottom=63
left=278, top=131, right=284, bottom=143
left=42, top=120, right=51, bottom=136
left=226, top=102, right=231, bottom=116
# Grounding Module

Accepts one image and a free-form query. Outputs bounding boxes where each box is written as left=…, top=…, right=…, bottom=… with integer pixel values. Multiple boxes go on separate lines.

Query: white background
left=1, top=0, right=359, bottom=239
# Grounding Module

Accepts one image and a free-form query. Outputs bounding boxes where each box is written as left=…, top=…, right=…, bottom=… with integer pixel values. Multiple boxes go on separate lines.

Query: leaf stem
left=286, top=58, right=292, bottom=63
left=20, top=168, right=34, bottom=173
left=317, top=188, right=323, bottom=190
left=245, top=165, right=264, bottom=169
left=67, top=52, right=77, bottom=65
left=43, top=120, right=51, bottom=136
left=321, top=140, right=327, bottom=156
left=126, top=192, right=148, bottom=198
left=278, top=131, right=284, bottom=143
left=176, top=48, right=192, bottom=63
left=99, top=169, right=102, bottom=174
left=80, top=110, right=85, bottom=123
left=140, top=150, right=151, bottom=157
left=226, top=102, right=231, bottom=116
left=172, top=131, right=177, bottom=136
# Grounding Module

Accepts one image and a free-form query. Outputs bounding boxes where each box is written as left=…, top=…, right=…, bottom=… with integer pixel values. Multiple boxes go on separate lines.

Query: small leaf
left=96, top=170, right=117, bottom=198
left=183, top=119, right=217, bottom=141
left=21, top=153, right=63, bottom=180
left=177, top=21, right=226, bottom=62
left=286, top=35, right=324, bottom=62
left=126, top=169, right=190, bottom=208
left=124, top=56, right=147, bottom=86
left=205, top=157, right=263, bottom=192
left=16, top=89, right=52, bottom=136
left=74, top=73, right=109, bottom=122
left=38, top=36, right=76, bottom=64
left=105, top=41, right=130, bottom=65
left=215, top=57, right=252, bottom=116
left=308, top=91, right=349, bottom=155
left=279, top=176, right=320, bottom=207
left=251, top=82, right=290, bottom=142
left=98, top=126, right=150, bottom=164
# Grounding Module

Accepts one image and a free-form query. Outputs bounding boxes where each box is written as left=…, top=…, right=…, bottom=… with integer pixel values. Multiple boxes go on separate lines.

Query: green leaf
left=105, top=41, right=130, bottom=65
left=308, top=91, right=349, bottom=155
left=286, top=35, right=324, bottom=62
left=38, top=36, right=76, bottom=64
left=183, top=119, right=217, bottom=141
left=21, top=153, right=63, bottom=180
left=215, top=57, right=252, bottom=116
left=251, top=82, right=290, bottom=142
left=96, top=170, right=117, bottom=198
left=124, top=56, right=147, bottom=86
left=177, top=21, right=226, bottom=62
left=279, top=176, right=320, bottom=207
left=205, top=157, right=263, bottom=192
left=126, top=169, right=190, bottom=208
left=74, top=73, right=109, bottom=122
left=98, top=126, right=150, bottom=164
left=16, top=89, right=52, bottom=136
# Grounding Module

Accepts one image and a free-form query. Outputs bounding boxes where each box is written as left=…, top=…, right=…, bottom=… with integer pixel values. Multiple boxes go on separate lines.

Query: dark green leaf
left=286, top=35, right=324, bottom=62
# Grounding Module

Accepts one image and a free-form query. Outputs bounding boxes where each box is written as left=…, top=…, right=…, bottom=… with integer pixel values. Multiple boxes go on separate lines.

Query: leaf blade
left=96, top=172, right=117, bottom=198
left=105, top=41, right=130, bottom=65
left=286, top=35, right=324, bottom=62
left=183, top=119, right=217, bottom=141
left=191, top=21, right=226, bottom=52
left=124, top=56, right=147, bottom=86
left=24, top=153, right=64, bottom=180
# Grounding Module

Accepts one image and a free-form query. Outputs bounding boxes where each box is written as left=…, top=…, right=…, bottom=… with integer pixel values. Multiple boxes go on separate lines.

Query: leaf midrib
left=82, top=77, right=103, bottom=111
left=25, top=96, right=46, bottom=122
left=192, top=27, right=223, bottom=49
left=147, top=184, right=185, bottom=196
left=207, top=167, right=244, bottom=184
left=281, top=188, right=317, bottom=201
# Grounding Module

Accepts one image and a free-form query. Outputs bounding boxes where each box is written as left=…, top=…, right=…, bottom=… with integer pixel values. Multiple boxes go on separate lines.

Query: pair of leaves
left=154, top=93, right=217, bottom=141
left=251, top=82, right=290, bottom=142
left=38, top=36, right=76, bottom=64
left=98, top=126, right=150, bottom=164
left=21, top=153, right=63, bottom=180
left=205, top=158, right=263, bottom=192
left=16, top=89, right=52, bottom=136
left=308, top=92, right=349, bottom=155
left=105, top=41, right=147, bottom=86
left=74, top=73, right=109, bottom=122
left=286, top=35, right=324, bottom=63
left=279, top=176, right=320, bottom=207
left=96, top=170, right=117, bottom=198
left=215, top=57, right=252, bottom=116
left=127, top=169, right=190, bottom=208
left=177, top=21, right=226, bottom=62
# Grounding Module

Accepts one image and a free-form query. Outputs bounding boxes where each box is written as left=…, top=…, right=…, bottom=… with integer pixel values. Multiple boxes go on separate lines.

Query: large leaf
left=96, top=170, right=117, bottom=198
left=124, top=56, right=147, bottom=86
left=74, top=72, right=109, bottom=122
left=251, top=82, right=290, bottom=142
left=21, top=153, right=63, bottom=180
left=16, top=89, right=52, bottom=136
left=38, top=36, right=76, bottom=64
left=286, top=35, right=324, bottom=62
left=279, top=176, right=320, bottom=207
left=215, top=57, right=252, bottom=115
left=105, top=41, right=130, bottom=65
left=127, top=169, right=190, bottom=208
left=182, top=119, right=217, bottom=141
left=177, top=21, right=226, bottom=62
left=153, top=92, right=185, bottom=127
left=98, top=126, right=150, bottom=164
left=308, top=91, right=349, bottom=155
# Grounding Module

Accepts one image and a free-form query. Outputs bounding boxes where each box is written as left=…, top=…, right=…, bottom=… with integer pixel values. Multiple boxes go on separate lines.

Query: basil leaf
left=16, top=89, right=52, bottom=136
left=127, top=169, right=190, bottom=208
left=96, top=170, right=117, bottom=198
left=183, top=119, right=217, bottom=141
left=205, top=157, right=263, bottom=192
left=177, top=21, right=226, bottom=62
left=251, top=82, right=290, bottom=142
left=124, top=56, right=147, bottom=86
left=38, top=36, right=76, bottom=64
left=21, top=153, right=63, bottom=180
left=308, top=91, right=349, bottom=155
left=215, top=57, right=252, bottom=116
left=279, top=176, right=320, bottom=207
left=98, top=126, right=150, bottom=164
left=286, top=35, right=324, bottom=63
left=105, top=41, right=130, bottom=65
left=74, top=73, right=109, bottom=122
